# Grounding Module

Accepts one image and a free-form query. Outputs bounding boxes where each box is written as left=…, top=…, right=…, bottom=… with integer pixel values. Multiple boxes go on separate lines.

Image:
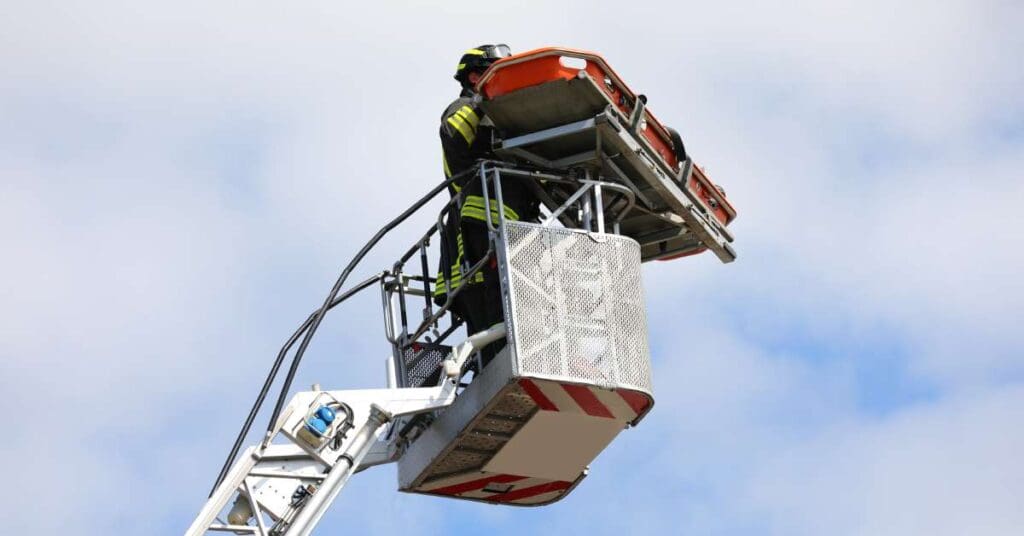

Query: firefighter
left=434, top=44, right=539, bottom=369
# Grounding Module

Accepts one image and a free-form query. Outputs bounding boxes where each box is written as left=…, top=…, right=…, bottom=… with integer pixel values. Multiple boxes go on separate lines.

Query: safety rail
left=380, top=161, right=642, bottom=392
left=191, top=158, right=665, bottom=535
left=199, top=157, right=662, bottom=535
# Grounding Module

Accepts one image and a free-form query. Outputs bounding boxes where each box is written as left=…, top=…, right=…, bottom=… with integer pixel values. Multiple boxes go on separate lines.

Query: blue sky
left=2, top=1, right=1022, bottom=534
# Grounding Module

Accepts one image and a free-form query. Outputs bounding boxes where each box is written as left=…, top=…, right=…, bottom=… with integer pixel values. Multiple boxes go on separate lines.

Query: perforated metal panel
left=500, top=222, right=652, bottom=393
left=402, top=343, right=451, bottom=387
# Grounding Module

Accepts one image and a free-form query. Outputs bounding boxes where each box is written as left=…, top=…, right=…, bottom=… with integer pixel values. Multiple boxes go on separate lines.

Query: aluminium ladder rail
left=186, top=327, right=505, bottom=536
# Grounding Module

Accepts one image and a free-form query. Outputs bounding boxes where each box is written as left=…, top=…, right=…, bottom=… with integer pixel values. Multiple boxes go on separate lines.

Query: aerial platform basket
left=477, top=47, right=737, bottom=263
left=393, top=48, right=742, bottom=507
left=396, top=221, right=653, bottom=506
left=187, top=49, right=739, bottom=535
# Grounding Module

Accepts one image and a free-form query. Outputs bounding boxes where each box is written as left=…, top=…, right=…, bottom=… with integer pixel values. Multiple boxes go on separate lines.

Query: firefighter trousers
left=452, top=220, right=505, bottom=369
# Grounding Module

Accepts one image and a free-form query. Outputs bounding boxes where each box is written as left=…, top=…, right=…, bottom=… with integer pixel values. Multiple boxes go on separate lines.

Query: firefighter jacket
left=434, top=92, right=539, bottom=301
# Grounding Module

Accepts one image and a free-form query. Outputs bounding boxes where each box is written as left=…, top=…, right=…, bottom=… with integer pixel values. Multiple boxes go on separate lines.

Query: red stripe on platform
left=518, top=379, right=558, bottom=411
left=488, top=480, right=573, bottom=503
left=429, top=474, right=527, bottom=496
left=561, top=384, right=615, bottom=418
left=616, top=389, right=651, bottom=417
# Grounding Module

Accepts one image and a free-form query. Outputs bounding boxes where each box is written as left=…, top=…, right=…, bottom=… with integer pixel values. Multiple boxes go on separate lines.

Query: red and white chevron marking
left=518, top=378, right=652, bottom=423
left=419, top=471, right=574, bottom=505
left=411, top=380, right=652, bottom=505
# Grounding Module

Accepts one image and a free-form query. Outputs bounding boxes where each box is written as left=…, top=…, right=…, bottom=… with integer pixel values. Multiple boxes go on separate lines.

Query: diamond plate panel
left=501, top=222, right=652, bottom=392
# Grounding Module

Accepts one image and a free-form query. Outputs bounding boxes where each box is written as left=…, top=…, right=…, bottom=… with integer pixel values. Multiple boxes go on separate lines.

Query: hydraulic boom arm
left=186, top=326, right=506, bottom=536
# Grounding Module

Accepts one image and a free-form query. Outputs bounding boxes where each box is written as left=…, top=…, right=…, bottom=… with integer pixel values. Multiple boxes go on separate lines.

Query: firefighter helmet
left=454, top=44, right=511, bottom=86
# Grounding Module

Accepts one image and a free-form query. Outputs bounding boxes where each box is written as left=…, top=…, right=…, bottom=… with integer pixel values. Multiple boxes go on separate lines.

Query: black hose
left=207, top=170, right=467, bottom=497
left=265, top=175, right=459, bottom=437
left=208, top=274, right=382, bottom=496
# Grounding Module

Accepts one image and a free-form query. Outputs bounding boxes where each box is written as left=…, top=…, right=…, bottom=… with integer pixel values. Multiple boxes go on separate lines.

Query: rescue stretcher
left=392, top=48, right=738, bottom=506
left=478, top=47, right=736, bottom=263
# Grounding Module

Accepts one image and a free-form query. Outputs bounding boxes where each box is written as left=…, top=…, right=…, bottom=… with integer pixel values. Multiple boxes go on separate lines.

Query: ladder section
left=187, top=326, right=507, bottom=535
left=188, top=388, right=448, bottom=536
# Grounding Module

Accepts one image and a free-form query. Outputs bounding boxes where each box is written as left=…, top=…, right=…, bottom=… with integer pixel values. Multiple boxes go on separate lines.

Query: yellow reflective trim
left=439, top=273, right=463, bottom=285
left=435, top=276, right=483, bottom=296
left=434, top=274, right=459, bottom=295
left=460, top=106, right=480, bottom=121
left=462, top=195, right=519, bottom=221
left=454, top=112, right=477, bottom=136
left=465, top=48, right=485, bottom=56
left=460, top=206, right=487, bottom=221
left=462, top=202, right=515, bottom=219
left=446, top=114, right=475, bottom=145
left=455, top=112, right=478, bottom=136
left=434, top=266, right=484, bottom=296
left=457, top=62, right=466, bottom=70
left=443, top=271, right=483, bottom=284
left=455, top=110, right=478, bottom=134
left=435, top=263, right=462, bottom=288
left=461, top=206, right=518, bottom=222
left=457, top=106, right=480, bottom=129
left=441, top=272, right=483, bottom=285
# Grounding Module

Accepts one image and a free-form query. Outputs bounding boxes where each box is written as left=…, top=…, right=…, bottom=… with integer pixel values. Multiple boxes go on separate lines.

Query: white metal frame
left=186, top=326, right=506, bottom=536
left=492, top=107, right=736, bottom=263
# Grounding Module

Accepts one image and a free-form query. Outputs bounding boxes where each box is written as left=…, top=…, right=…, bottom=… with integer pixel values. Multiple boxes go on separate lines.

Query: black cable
left=264, top=174, right=459, bottom=438
left=209, top=167, right=471, bottom=497
left=208, top=274, right=382, bottom=496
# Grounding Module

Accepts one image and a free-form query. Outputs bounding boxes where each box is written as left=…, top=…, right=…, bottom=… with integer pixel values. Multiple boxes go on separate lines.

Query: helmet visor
left=488, top=44, right=512, bottom=59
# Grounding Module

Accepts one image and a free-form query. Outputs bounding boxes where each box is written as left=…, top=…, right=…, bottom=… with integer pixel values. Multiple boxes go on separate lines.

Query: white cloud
left=0, top=1, right=1021, bottom=534
left=745, top=383, right=1024, bottom=536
